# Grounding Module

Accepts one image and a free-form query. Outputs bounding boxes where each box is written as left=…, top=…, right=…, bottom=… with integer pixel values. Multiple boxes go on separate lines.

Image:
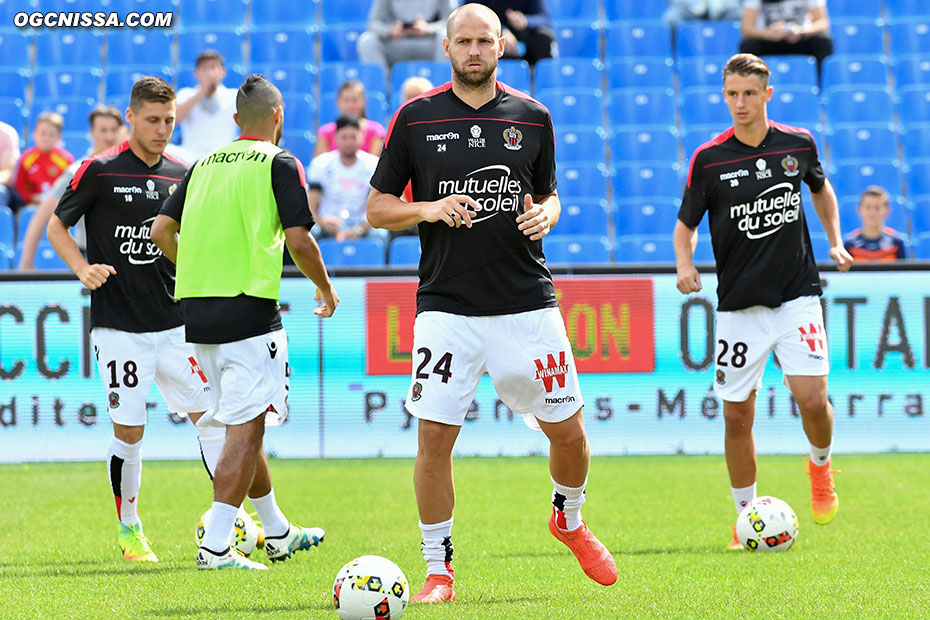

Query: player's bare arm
left=284, top=225, right=339, bottom=317
left=673, top=219, right=702, bottom=294
left=809, top=179, right=853, bottom=272
left=150, top=213, right=180, bottom=264
left=516, top=192, right=559, bottom=241
left=367, top=188, right=479, bottom=230
left=47, top=213, right=116, bottom=289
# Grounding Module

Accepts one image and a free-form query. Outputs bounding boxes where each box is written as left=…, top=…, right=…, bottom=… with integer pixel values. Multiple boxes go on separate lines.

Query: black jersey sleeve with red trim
left=272, top=151, right=314, bottom=229
left=678, top=149, right=711, bottom=228
left=532, top=112, right=557, bottom=195
left=55, top=159, right=101, bottom=227
left=803, top=133, right=827, bottom=193
left=158, top=166, right=192, bottom=222
left=369, top=107, right=413, bottom=197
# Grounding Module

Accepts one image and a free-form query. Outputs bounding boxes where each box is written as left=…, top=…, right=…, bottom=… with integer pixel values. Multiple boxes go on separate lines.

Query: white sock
left=810, top=443, right=832, bottom=466
left=552, top=477, right=586, bottom=532
left=731, top=483, right=757, bottom=514
left=249, top=489, right=289, bottom=538
left=201, top=501, right=238, bottom=554
left=419, top=518, right=454, bottom=578
left=196, top=424, right=225, bottom=479
left=107, top=436, right=142, bottom=527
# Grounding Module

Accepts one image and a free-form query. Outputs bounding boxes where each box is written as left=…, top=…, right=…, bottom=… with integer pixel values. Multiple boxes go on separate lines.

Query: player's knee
left=417, top=420, right=457, bottom=459
left=795, top=392, right=829, bottom=417
left=548, top=420, right=587, bottom=452
left=113, top=423, right=144, bottom=444
left=722, top=405, right=754, bottom=436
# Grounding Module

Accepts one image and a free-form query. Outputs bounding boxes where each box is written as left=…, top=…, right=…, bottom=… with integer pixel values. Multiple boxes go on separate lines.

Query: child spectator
left=843, top=186, right=907, bottom=262
left=13, top=112, right=73, bottom=207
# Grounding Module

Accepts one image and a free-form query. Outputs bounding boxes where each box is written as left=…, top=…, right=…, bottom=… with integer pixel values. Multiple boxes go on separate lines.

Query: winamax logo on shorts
left=729, top=181, right=801, bottom=240
left=437, top=164, right=522, bottom=223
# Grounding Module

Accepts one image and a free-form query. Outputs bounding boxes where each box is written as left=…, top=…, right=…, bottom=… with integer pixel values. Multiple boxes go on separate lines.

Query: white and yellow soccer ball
left=736, top=496, right=799, bottom=551
left=195, top=507, right=260, bottom=556
left=332, top=555, right=409, bottom=620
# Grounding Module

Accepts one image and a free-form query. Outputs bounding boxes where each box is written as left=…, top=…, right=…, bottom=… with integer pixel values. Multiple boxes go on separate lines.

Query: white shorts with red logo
left=713, top=295, right=830, bottom=402
left=91, top=325, right=213, bottom=426
left=405, top=307, right=584, bottom=429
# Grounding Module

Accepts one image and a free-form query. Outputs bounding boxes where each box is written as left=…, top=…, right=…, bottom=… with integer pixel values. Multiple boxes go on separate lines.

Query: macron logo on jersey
left=113, top=186, right=142, bottom=194
left=426, top=132, right=459, bottom=142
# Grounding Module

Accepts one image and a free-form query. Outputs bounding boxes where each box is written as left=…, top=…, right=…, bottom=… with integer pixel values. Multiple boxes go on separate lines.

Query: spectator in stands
left=176, top=50, right=238, bottom=161
left=0, top=120, right=21, bottom=212
left=315, top=80, right=386, bottom=157
left=357, top=0, right=456, bottom=71
left=469, top=0, right=556, bottom=65
left=664, top=0, right=742, bottom=28
left=402, top=76, right=434, bottom=102
left=13, top=112, right=73, bottom=208
left=843, top=186, right=907, bottom=262
left=308, top=115, right=385, bottom=244
left=17, top=106, right=123, bottom=270
left=739, top=0, right=833, bottom=75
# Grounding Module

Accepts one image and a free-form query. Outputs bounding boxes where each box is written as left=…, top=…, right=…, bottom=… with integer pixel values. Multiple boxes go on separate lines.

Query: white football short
left=405, top=307, right=584, bottom=429
left=713, top=295, right=830, bottom=402
left=192, top=328, right=289, bottom=427
left=91, top=325, right=213, bottom=426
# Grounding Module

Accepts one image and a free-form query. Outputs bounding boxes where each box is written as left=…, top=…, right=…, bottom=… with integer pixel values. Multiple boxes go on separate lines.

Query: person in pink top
left=314, top=80, right=385, bottom=157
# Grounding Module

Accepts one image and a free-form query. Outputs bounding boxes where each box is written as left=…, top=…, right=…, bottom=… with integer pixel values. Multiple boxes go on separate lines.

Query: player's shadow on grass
left=149, top=601, right=333, bottom=617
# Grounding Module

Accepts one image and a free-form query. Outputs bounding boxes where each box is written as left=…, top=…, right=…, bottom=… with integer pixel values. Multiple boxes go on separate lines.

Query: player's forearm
left=47, top=215, right=89, bottom=274
left=367, top=188, right=425, bottom=231
left=673, top=220, right=697, bottom=267
left=151, top=214, right=180, bottom=264
left=803, top=8, right=830, bottom=36
left=174, top=92, right=202, bottom=123
left=740, top=9, right=772, bottom=39
left=538, top=193, right=560, bottom=230
left=811, top=181, right=843, bottom=247
left=287, top=232, right=334, bottom=293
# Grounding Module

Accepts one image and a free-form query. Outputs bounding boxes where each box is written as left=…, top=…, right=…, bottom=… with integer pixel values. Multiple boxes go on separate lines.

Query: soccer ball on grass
left=735, top=496, right=799, bottom=551
left=333, top=555, right=409, bottom=620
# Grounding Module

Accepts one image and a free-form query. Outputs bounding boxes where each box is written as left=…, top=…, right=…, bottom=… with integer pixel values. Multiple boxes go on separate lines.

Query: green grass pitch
left=1, top=454, right=927, bottom=619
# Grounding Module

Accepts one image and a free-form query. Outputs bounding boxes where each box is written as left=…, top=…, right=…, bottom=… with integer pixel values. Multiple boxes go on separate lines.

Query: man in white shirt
left=176, top=50, right=239, bottom=162
left=307, top=115, right=384, bottom=243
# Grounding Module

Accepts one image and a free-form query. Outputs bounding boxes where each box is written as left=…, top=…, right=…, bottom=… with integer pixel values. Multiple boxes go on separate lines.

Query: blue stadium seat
left=551, top=200, right=609, bottom=235
left=549, top=0, right=600, bottom=25
left=250, top=0, right=317, bottom=28
left=105, top=68, right=173, bottom=99
left=538, top=91, right=603, bottom=130
left=390, top=61, right=450, bottom=95
left=555, top=24, right=600, bottom=58
left=888, top=20, right=930, bottom=56
left=0, top=205, right=12, bottom=249
left=891, top=57, right=930, bottom=88
left=0, top=69, right=27, bottom=100
left=0, top=31, right=31, bottom=70
left=607, top=90, right=676, bottom=129
left=910, top=197, right=930, bottom=234
left=535, top=58, right=602, bottom=93
left=388, top=236, right=420, bottom=266
left=605, top=58, right=674, bottom=91
left=886, top=0, right=930, bottom=19
left=605, top=23, right=672, bottom=59
left=762, top=55, right=819, bottom=89
left=249, top=29, right=316, bottom=66
left=832, top=162, right=904, bottom=199
left=824, top=88, right=894, bottom=128
left=901, top=124, right=930, bottom=162
left=0, top=97, right=26, bottom=129
left=831, top=20, right=886, bottom=56
left=321, top=26, right=365, bottom=62
left=682, top=127, right=723, bottom=163
left=16, top=206, right=37, bottom=246
left=557, top=165, right=607, bottom=201
left=319, top=62, right=387, bottom=94
left=178, top=0, right=247, bottom=30
left=828, top=126, right=898, bottom=165
left=35, top=32, right=103, bottom=69
left=605, top=2, right=665, bottom=22
left=278, top=130, right=316, bottom=165
left=60, top=132, right=91, bottom=157
left=319, top=90, right=388, bottom=125
left=838, top=196, right=909, bottom=233
left=677, top=57, right=729, bottom=91
left=543, top=235, right=610, bottom=264
left=320, top=0, right=370, bottom=26
left=822, top=57, right=888, bottom=92
left=615, top=235, right=677, bottom=263
left=178, top=31, right=244, bottom=68
left=680, top=89, right=732, bottom=129
left=318, top=238, right=385, bottom=267
left=33, top=68, right=101, bottom=100
left=615, top=198, right=681, bottom=236
left=828, top=0, right=884, bottom=19
left=905, top=161, right=930, bottom=197
left=676, top=21, right=741, bottom=58
left=897, top=86, right=930, bottom=128
left=252, top=63, right=316, bottom=95
left=612, top=163, right=682, bottom=201
left=281, top=94, right=316, bottom=133
left=33, top=246, right=68, bottom=270
left=497, top=59, right=531, bottom=94
left=555, top=130, right=605, bottom=165
left=106, top=31, right=175, bottom=71
left=692, top=236, right=715, bottom=263
left=31, top=98, right=96, bottom=135
left=807, top=233, right=833, bottom=262
left=767, top=87, right=823, bottom=129
left=103, top=0, right=178, bottom=14
left=609, top=128, right=679, bottom=165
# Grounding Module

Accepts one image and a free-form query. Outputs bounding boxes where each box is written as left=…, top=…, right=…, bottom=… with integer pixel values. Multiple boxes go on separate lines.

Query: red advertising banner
left=366, top=278, right=655, bottom=375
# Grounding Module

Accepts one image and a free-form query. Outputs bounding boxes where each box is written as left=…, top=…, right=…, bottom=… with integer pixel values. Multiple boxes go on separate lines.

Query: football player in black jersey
left=368, top=3, right=617, bottom=601
left=673, top=54, right=853, bottom=549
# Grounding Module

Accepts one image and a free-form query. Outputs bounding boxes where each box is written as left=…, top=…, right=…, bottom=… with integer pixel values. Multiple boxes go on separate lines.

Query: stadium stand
left=612, top=163, right=682, bottom=201
left=614, top=198, right=681, bottom=236
left=831, top=20, right=886, bottom=57
left=320, top=26, right=365, bottom=62
left=33, top=68, right=102, bottom=100
left=606, top=58, right=674, bottom=92
left=608, top=128, right=679, bottom=166
left=388, top=236, right=420, bottom=266
left=838, top=196, right=910, bottom=233
left=891, top=56, right=930, bottom=89
left=888, top=19, right=930, bottom=56
left=827, top=126, right=899, bottom=165
left=250, top=0, right=318, bottom=29
left=555, top=129, right=606, bottom=166
left=824, top=87, right=896, bottom=128
left=604, top=2, right=665, bottom=22
left=822, top=57, right=889, bottom=92
left=763, top=55, right=819, bottom=89
left=320, top=0, right=369, bottom=26
left=886, top=0, right=930, bottom=19
left=319, top=238, right=386, bottom=267
left=495, top=59, right=531, bottom=93
left=0, top=69, right=28, bottom=101
left=252, top=64, right=317, bottom=96
left=615, top=235, right=677, bottom=263
left=106, top=31, right=176, bottom=72
left=249, top=28, right=317, bottom=66
left=549, top=0, right=600, bottom=25
left=35, top=32, right=103, bottom=69
left=901, top=124, right=930, bottom=162
left=554, top=24, right=600, bottom=58
left=557, top=165, right=609, bottom=202
left=319, top=62, right=388, bottom=95
left=390, top=61, right=450, bottom=95
left=607, top=90, right=677, bottom=129
left=178, top=0, right=248, bottom=30
left=539, top=91, right=604, bottom=131
left=178, top=31, right=244, bottom=68
left=544, top=235, right=611, bottom=264
left=605, top=23, right=672, bottom=59
left=536, top=58, right=603, bottom=93
left=549, top=200, right=610, bottom=235
left=676, top=21, right=742, bottom=58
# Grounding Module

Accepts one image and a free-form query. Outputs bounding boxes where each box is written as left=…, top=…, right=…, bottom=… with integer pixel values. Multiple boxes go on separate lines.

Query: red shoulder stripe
left=769, top=120, right=813, bottom=138
left=497, top=80, right=555, bottom=143
left=686, top=127, right=733, bottom=188
left=70, top=140, right=129, bottom=190
left=292, top=154, right=307, bottom=188
left=161, top=148, right=189, bottom=167
left=384, top=82, right=453, bottom=147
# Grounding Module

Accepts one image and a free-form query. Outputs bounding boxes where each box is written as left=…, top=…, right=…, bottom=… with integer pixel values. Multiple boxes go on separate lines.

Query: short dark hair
left=195, top=49, right=225, bottom=68
left=236, top=74, right=283, bottom=126
left=89, top=105, right=124, bottom=128
left=129, top=76, right=175, bottom=111
left=723, top=53, right=770, bottom=86
left=859, top=185, right=890, bottom=208
left=335, top=114, right=361, bottom=132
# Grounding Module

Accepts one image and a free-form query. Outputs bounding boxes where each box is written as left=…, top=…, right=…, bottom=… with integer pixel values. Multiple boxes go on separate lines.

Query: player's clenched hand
left=516, top=194, right=550, bottom=241
left=676, top=264, right=702, bottom=294
left=829, top=245, right=854, bottom=273
left=77, top=263, right=116, bottom=290
left=423, top=195, right=478, bottom=229
left=313, top=286, right=339, bottom=317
